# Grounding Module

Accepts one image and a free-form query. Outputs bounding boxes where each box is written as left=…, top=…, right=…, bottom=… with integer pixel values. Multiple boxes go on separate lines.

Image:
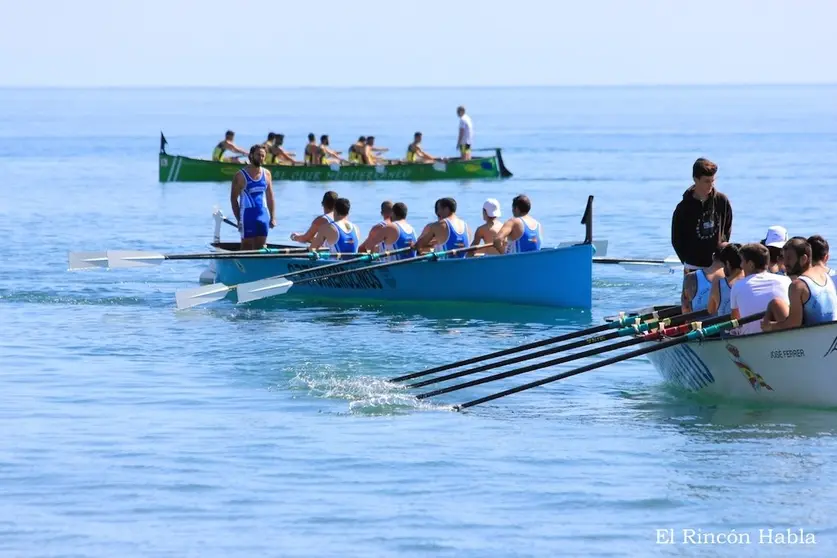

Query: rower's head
left=437, top=197, right=457, bottom=219
left=358, top=136, right=366, bottom=144
left=433, top=198, right=443, bottom=219
left=808, top=235, right=830, bottom=266
left=691, top=157, right=718, bottom=198
left=225, top=130, right=235, bottom=141
left=511, top=194, right=532, bottom=218
left=267, top=132, right=276, bottom=143
left=380, top=200, right=393, bottom=220
left=482, top=198, right=501, bottom=221
left=367, top=136, right=375, bottom=146
left=320, top=134, right=330, bottom=146
left=322, top=191, right=339, bottom=213
left=275, top=133, right=284, bottom=146
left=457, top=106, right=466, bottom=117
left=248, top=144, right=266, bottom=166
left=414, top=132, right=422, bottom=143
left=334, top=198, right=351, bottom=219
left=783, top=237, right=812, bottom=278
left=762, top=225, right=788, bottom=273
left=308, top=133, right=316, bottom=143
left=738, top=243, right=770, bottom=276
left=392, top=202, right=408, bottom=221
left=715, top=242, right=742, bottom=278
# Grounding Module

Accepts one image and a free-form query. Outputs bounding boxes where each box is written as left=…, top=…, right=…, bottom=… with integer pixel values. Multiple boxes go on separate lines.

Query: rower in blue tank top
left=492, top=194, right=543, bottom=255
left=359, top=202, right=416, bottom=261
left=309, top=197, right=360, bottom=255
left=357, top=200, right=394, bottom=253
left=799, top=274, right=837, bottom=325
left=413, top=197, right=470, bottom=259
left=689, top=269, right=712, bottom=311
left=230, top=144, right=275, bottom=250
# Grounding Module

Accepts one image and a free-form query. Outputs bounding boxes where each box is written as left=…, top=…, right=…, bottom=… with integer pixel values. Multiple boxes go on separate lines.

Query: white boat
left=646, top=322, right=837, bottom=407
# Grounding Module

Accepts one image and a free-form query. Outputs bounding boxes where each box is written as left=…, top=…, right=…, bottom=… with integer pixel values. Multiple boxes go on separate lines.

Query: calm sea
left=1, top=85, right=836, bottom=557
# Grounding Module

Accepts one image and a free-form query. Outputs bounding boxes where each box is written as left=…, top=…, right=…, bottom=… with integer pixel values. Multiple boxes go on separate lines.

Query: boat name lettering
left=287, top=263, right=383, bottom=290
left=271, top=167, right=413, bottom=181
left=770, top=348, right=805, bottom=359
left=825, top=336, right=837, bottom=358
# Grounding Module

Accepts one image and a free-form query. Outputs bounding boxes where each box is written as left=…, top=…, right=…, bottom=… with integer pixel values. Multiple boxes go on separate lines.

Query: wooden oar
left=388, top=305, right=684, bottom=383
left=69, top=248, right=334, bottom=270
left=175, top=246, right=414, bottom=310
left=234, top=245, right=484, bottom=305
left=407, top=309, right=709, bottom=389
left=450, top=312, right=765, bottom=410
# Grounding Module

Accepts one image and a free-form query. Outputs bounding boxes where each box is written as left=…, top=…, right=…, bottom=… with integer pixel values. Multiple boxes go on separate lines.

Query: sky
left=2, top=0, right=836, bottom=87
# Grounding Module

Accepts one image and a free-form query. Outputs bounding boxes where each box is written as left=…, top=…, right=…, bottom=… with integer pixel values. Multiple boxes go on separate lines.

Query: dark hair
left=392, top=202, right=408, bottom=220
left=808, top=235, right=829, bottom=263
left=380, top=200, right=393, bottom=215
left=334, top=197, right=351, bottom=216
left=438, top=197, right=457, bottom=214
left=308, top=133, right=315, bottom=142
left=692, top=157, right=718, bottom=179
left=716, top=242, right=742, bottom=270
left=783, top=237, right=812, bottom=262
left=367, top=136, right=375, bottom=145
left=320, top=134, right=329, bottom=145
left=358, top=136, right=366, bottom=142
left=249, top=144, right=265, bottom=157
left=739, top=243, right=769, bottom=271
left=414, top=132, right=422, bottom=139
left=225, top=130, right=234, bottom=138
left=512, top=194, right=532, bottom=215
left=267, top=132, right=276, bottom=141
left=766, top=245, right=783, bottom=265
left=321, top=190, right=339, bottom=211
left=275, top=133, right=284, bottom=144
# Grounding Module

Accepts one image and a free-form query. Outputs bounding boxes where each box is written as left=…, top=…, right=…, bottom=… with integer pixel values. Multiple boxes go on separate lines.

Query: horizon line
left=1, top=81, right=836, bottom=90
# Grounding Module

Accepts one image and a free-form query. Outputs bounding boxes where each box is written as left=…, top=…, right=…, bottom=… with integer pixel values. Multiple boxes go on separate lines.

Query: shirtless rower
left=357, top=201, right=394, bottom=252
left=319, top=135, right=345, bottom=164
left=414, top=197, right=470, bottom=259
left=358, top=202, right=416, bottom=261
left=310, top=197, right=361, bottom=255
left=468, top=198, right=503, bottom=256
left=230, top=144, right=276, bottom=250
left=681, top=243, right=727, bottom=313
left=213, top=130, right=248, bottom=162
left=348, top=136, right=366, bottom=164
left=707, top=243, right=744, bottom=316
left=270, top=133, right=296, bottom=165
left=290, top=191, right=339, bottom=243
left=406, top=132, right=436, bottom=163
left=762, top=237, right=837, bottom=331
left=492, top=195, right=542, bottom=254
left=304, top=133, right=320, bottom=166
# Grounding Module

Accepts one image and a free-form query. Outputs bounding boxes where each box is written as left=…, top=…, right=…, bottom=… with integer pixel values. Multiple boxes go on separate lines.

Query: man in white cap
left=468, top=198, right=503, bottom=256
left=762, top=225, right=788, bottom=275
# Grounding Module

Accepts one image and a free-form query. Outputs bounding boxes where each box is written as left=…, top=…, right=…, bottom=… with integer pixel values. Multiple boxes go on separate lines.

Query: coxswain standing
left=310, top=198, right=361, bottom=255
left=456, top=106, right=473, bottom=160
left=230, top=145, right=276, bottom=250
left=213, top=130, right=249, bottom=162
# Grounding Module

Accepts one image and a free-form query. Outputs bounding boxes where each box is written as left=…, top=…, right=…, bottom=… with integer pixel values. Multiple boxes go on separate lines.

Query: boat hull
left=159, top=151, right=511, bottom=182
left=646, top=322, right=837, bottom=407
left=207, top=244, right=593, bottom=309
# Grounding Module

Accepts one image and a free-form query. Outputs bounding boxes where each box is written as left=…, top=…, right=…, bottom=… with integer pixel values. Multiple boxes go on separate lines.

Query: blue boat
left=199, top=196, right=597, bottom=310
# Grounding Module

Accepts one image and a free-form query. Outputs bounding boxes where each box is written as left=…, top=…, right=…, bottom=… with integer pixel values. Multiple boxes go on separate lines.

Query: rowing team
left=213, top=130, right=447, bottom=166
left=681, top=227, right=837, bottom=335
left=286, top=191, right=542, bottom=259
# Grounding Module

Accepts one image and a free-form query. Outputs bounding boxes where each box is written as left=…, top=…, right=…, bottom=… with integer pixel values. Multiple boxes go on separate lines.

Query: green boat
left=158, top=133, right=512, bottom=183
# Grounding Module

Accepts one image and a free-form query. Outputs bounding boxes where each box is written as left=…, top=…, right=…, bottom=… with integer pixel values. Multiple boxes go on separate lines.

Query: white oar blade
left=107, top=250, right=166, bottom=268
left=236, top=277, right=294, bottom=304
left=68, top=251, right=109, bottom=270
left=619, top=256, right=681, bottom=275
left=175, top=283, right=233, bottom=310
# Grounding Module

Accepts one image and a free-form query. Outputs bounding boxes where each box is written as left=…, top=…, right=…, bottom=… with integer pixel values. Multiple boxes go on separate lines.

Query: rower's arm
left=491, top=219, right=517, bottom=251
left=309, top=222, right=330, bottom=251
left=681, top=273, right=696, bottom=313
left=372, top=147, right=389, bottom=153
left=414, top=222, right=441, bottom=254
left=707, top=278, right=721, bottom=315
left=227, top=141, right=248, bottom=155
left=230, top=173, right=244, bottom=224
left=416, top=146, right=435, bottom=160
left=765, top=280, right=805, bottom=331
left=293, top=216, right=325, bottom=244
left=359, top=224, right=389, bottom=253
left=265, top=171, right=276, bottom=226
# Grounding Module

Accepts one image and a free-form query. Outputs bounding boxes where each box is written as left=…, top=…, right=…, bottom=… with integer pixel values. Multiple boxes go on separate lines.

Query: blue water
left=2, top=85, right=837, bottom=557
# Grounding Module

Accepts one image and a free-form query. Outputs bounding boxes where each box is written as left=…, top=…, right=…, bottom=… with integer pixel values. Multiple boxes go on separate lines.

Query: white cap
left=483, top=198, right=501, bottom=218
left=764, top=225, right=788, bottom=248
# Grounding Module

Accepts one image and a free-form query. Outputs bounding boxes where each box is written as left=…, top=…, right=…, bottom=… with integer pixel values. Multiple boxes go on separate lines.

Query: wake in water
left=288, top=367, right=454, bottom=415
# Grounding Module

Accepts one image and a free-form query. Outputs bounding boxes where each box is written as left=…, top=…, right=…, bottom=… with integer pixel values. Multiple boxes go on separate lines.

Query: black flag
left=160, top=132, right=168, bottom=154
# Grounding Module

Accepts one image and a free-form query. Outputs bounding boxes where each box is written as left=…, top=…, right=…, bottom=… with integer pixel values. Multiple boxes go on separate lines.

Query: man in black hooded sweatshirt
left=671, top=158, right=733, bottom=274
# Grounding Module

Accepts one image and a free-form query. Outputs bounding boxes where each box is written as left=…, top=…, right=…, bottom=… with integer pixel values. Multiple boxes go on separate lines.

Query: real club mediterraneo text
left=656, top=528, right=815, bottom=545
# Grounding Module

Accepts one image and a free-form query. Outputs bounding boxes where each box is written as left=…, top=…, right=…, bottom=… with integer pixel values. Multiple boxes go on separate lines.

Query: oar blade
left=175, top=283, right=234, bottom=310
left=68, top=251, right=109, bottom=270
left=107, top=250, right=166, bottom=268
left=235, top=277, right=294, bottom=304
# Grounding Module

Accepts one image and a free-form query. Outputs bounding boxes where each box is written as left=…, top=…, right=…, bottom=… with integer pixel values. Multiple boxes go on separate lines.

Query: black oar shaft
left=275, top=247, right=412, bottom=282
left=389, top=305, right=683, bottom=383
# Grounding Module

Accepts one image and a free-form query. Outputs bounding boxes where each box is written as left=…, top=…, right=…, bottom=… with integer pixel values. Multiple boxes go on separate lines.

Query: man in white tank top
left=681, top=243, right=726, bottom=313
left=730, top=243, right=792, bottom=335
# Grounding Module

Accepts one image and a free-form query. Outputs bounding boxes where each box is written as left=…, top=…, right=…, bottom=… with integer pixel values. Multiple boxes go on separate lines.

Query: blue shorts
left=241, top=208, right=269, bottom=239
